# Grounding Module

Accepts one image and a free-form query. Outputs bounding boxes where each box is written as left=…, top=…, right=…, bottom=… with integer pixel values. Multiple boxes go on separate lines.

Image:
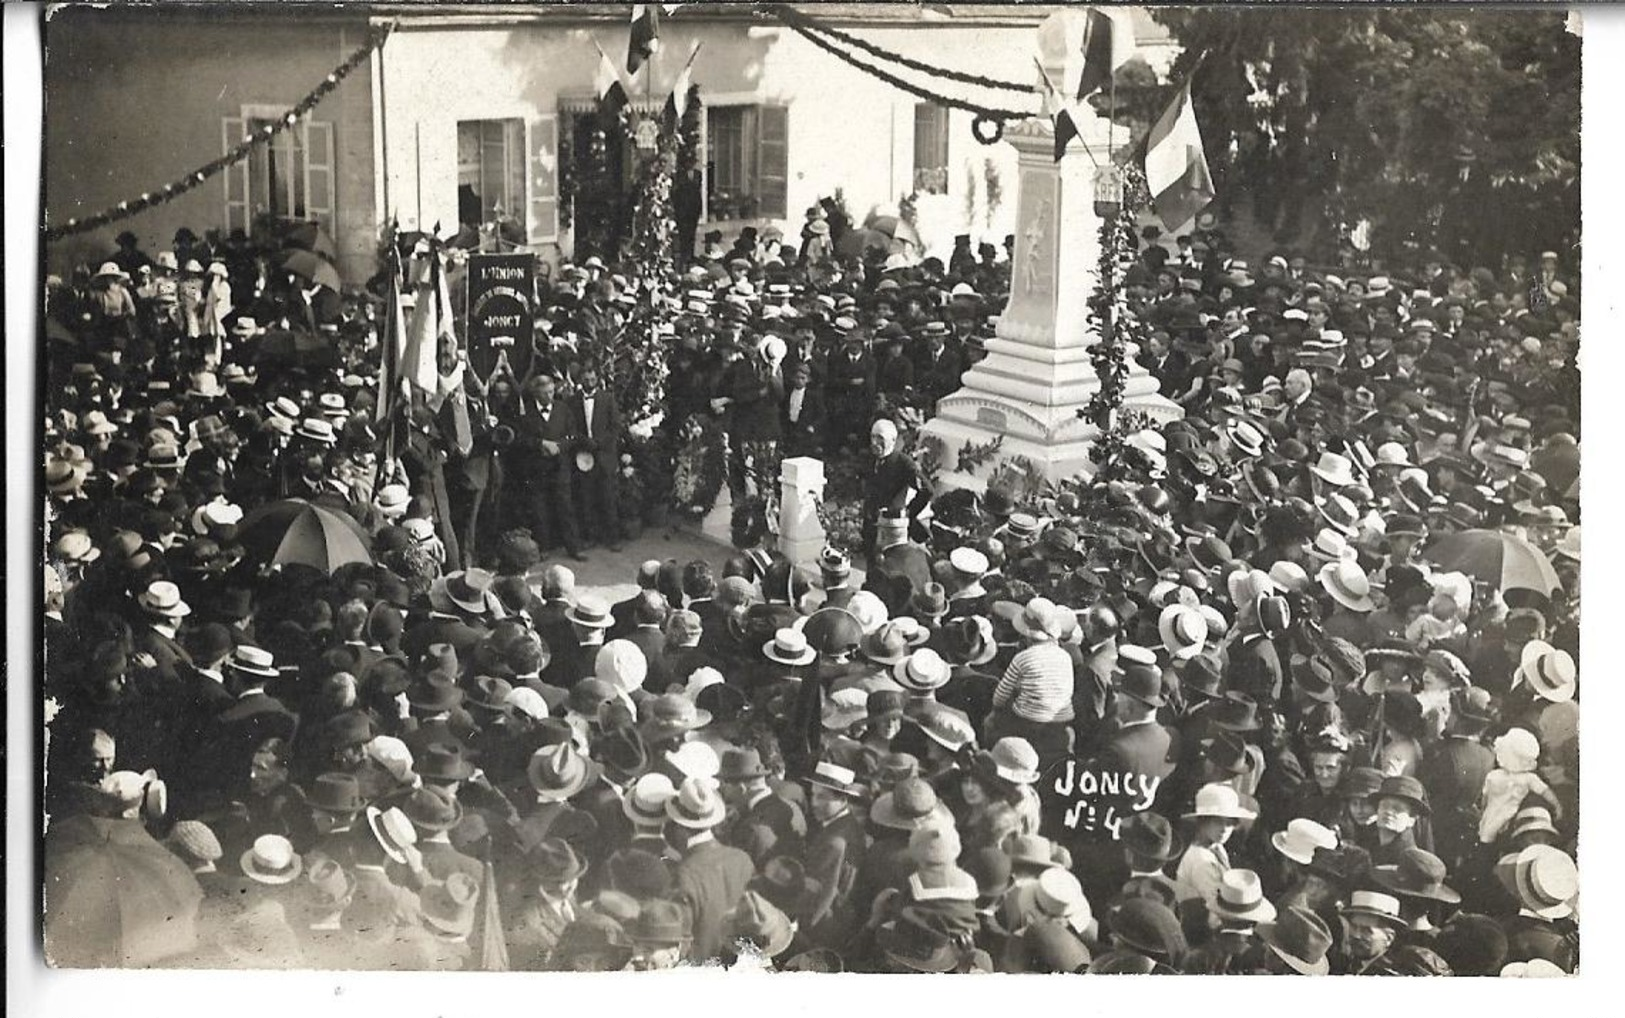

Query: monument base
left=921, top=350, right=1184, bottom=493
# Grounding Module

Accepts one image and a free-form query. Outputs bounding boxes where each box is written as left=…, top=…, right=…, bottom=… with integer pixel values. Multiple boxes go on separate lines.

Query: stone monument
left=922, top=8, right=1182, bottom=490
left=776, top=456, right=827, bottom=566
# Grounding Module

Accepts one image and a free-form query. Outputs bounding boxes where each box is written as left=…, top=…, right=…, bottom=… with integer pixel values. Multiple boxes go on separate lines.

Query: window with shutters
left=705, top=104, right=788, bottom=220
left=222, top=115, right=334, bottom=236
left=913, top=102, right=950, bottom=195
left=457, top=118, right=527, bottom=245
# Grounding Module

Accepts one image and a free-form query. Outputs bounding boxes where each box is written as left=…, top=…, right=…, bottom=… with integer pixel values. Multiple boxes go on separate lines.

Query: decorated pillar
left=923, top=9, right=1180, bottom=490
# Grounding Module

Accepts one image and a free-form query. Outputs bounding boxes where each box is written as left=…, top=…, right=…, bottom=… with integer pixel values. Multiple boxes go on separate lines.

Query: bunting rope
left=44, top=22, right=397, bottom=243
left=779, top=15, right=1038, bottom=129
left=766, top=4, right=1038, bottom=96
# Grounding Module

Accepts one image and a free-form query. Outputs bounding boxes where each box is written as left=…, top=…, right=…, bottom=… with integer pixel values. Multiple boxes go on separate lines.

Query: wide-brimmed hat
left=1210, top=691, right=1262, bottom=732
left=92, top=261, right=130, bottom=282
left=1226, top=418, right=1268, bottom=458
left=137, top=579, right=191, bottom=619
left=639, top=693, right=713, bottom=742
left=1157, top=604, right=1207, bottom=661
left=1372, top=848, right=1460, bottom=904
left=1316, top=493, right=1361, bottom=537
left=416, top=741, right=477, bottom=782
left=1257, top=905, right=1333, bottom=975
left=877, top=908, right=961, bottom=973
left=1318, top=560, right=1376, bottom=612
left=716, top=747, right=769, bottom=783
left=429, top=569, right=496, bottom=616
left=1513, top=640, right=1577, bottom=703
left=665, top=775, right=728, bottom=830
left=306, top=772, right=365, bottom=815
left=621, top=772, right=678, bottom=826
left=401, top=784, right=464, bottom=832
left=1498, top=845, right=1578, bottom=920
left=1310, top=451, right=1357, bottom=487
left=940, top=615, right=998, bottom=668
left=762, top=626, right=816, bottom=666
left=977, top=737, right=1042, bottom=785
left=909, top=582, right=949, bottom=620
left=914, top=707, right=978, bottom=753
left=406, top=673, right=464, bottom=714
left=871, top=777, right=942, bottom=831
left=806, top=759, right=865, bottom=798
left=565, top=595, right=614, bottom=629
left=1212, top=869, right=1277, bottom=926
left=295, top=418, right=338, bottom=444
left=1183, top=782, right=1257, bottom=821
left=1012, top=597, right=1067, bottom=642
left=1375, top=775, right=1431, bottom=816
left=892, top=647, right=951, bottom=692
left=56, top=529, right=103, bottom=566
left=1272, top=818, right=1339, bottom=866
left=1338, top=889, right=1406, bottom=927
left=239, top=835, right=303, bottom=885
left=528, top=742, right=601, bottom=802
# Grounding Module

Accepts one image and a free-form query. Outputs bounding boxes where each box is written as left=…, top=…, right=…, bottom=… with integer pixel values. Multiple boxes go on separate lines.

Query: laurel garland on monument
left=1083, top=159, right=1153, bottom=481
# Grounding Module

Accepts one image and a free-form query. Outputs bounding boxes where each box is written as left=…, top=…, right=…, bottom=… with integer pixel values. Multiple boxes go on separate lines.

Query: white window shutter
left=756, top=105, right=788, bottom=219
left=527, top=114, right=560, bottom=246
left=222, top=117, right=250, bottom=234
left=303, top=120, right=335, bottom=234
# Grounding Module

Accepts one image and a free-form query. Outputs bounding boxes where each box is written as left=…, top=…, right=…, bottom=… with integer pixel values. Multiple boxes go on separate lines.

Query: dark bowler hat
left=1210, top=691, right=1262, bottom=732
left=416, top=742, right=476, bottom=782
left=1118, top=811, right=1181, bottom=862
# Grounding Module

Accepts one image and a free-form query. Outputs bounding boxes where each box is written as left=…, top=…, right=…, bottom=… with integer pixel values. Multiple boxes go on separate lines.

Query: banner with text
left=465, top=253, right=536, bottom=386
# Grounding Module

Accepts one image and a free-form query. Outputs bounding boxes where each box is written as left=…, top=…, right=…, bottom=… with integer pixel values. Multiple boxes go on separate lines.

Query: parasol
left=861, top=213, right=924, bottom=251
left=235, top=498, right=373, bottom=574
left=1425, top=528, right=1561, bottom=596
left=281, top=221, right=338, bottom=261
left=44, top=816, right=204, bottom=968
left=279, top=247, right=343, bottom=291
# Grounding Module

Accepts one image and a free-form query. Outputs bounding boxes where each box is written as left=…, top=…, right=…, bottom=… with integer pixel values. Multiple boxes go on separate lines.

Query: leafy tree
left=1150, top=6, right=1579, bottom=267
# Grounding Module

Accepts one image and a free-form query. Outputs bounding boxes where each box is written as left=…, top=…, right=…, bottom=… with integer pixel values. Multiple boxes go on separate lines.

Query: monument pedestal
left=776, top=456, right=827, bottom=566
left=923, top=11, right=1180, bottom=491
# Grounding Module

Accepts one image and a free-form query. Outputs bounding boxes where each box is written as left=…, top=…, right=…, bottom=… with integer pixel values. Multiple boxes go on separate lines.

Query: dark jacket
left=673, top=838, right=756, bottom=962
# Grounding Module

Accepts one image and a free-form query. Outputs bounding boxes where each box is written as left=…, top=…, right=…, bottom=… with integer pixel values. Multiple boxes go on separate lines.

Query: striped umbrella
left=235, top=498, right=372, bottom=574
left=1425, top=528, right=1561, bottom=596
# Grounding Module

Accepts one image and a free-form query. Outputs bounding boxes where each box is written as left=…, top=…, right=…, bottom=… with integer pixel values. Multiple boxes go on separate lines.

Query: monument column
left=923, top=9, right=1181, bottom=489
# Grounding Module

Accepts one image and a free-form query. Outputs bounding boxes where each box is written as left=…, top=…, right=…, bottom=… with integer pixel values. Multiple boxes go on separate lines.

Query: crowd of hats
left=40, top=167, right=1579, bottom=975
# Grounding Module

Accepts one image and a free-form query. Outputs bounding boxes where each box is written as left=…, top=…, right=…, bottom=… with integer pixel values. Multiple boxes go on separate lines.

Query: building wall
left=42, top=7, right=378, bottom=282
left=379, top=11, right=1178, bottom=266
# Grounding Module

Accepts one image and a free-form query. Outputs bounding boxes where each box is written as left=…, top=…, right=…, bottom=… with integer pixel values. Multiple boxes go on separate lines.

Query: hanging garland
left=766, top=4, right=1037, bottom=96
left=1083, top=160, right=1153, bottom=480
left=780, top=15, right=1036, bottom=127
left=44, top=22, right=396, bottom=242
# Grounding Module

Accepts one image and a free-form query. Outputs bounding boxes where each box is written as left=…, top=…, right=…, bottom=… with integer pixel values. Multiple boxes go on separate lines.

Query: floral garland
left=778, top=14, right=1036, bottom=126
left=1082, top=160, right=1152, bottom=480
left=768, top=4, right=1036, bottom=95
left=45, top=22, right=395, bottom=241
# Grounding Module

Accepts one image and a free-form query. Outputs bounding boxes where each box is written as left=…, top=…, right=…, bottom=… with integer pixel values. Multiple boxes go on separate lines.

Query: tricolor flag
left=628, top=3, right=661, bottom=75
left=596, top=49, right=629, bottom=118
left=1144, top=80, right=1214, bottom=231
left=664, top=60, right=693, bottom=125
left=1075, top=6, right=1137, bottom=99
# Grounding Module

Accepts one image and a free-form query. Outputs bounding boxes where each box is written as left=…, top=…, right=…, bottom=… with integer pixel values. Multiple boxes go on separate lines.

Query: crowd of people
left=41, top=198, right=1581, bottom=975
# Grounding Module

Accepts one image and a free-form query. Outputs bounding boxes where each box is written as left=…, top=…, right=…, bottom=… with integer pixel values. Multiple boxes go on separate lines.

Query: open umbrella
left=279, top=247, right=342, bottom=291
left=1425, top=528, right=1561, bottom=596
left=836, top=227, right=894, bottom=260
left=862, top=213, right=923, bottom=252
left=236, top=498, right=373, bottom=574
left=44, top=816, right=204, bottom=968
left=281, top=220, right=339, bottom=261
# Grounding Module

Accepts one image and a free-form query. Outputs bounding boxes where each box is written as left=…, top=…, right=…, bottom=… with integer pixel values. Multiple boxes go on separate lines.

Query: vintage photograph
left=35, top=2, right=1580, bottom=977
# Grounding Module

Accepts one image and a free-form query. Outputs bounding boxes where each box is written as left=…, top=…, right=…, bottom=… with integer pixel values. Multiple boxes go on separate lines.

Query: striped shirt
left=993, top=643, right=1076, bottom=723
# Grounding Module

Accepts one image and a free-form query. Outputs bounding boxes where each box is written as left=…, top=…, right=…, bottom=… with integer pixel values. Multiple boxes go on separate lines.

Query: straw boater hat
left=138, top=579, right=191, bottom=619
left=240, top=835, right=303, bottom=885
left=893, top=648, right=952, bottom=692
left=1183, top=782, right=1257, bottom=822
left=1318, top=560, right=1376, bottom=612
left=1271, top=818, right=1339, bottom=866
left=763, top=627, right=816, bottom=667
left=1512, top=640, right=1577, bottom=703
left=566, top=595, right=615, bottom=629
left=623, top=773, right=678, bottom=827
left=665, top=776, right=728, bottom=830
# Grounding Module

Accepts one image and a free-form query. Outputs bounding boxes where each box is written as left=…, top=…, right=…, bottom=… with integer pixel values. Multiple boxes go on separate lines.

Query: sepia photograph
left=16, top=0, right=1592, bottom=991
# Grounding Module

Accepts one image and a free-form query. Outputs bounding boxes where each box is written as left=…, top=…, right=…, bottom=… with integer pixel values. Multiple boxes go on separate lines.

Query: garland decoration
left=766, top=4, right=1037, bottom=95
left=44, top=22, right=396, bottom=242
left=778, top=13, right=1037, bottom=126
left=1082, top=160, right=1153, bottom=480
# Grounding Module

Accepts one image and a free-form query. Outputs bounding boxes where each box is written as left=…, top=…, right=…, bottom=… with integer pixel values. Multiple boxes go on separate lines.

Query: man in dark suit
left=865, top=516, right=933, bottom=618
left=862, top=418, right=931, bottom=559
left=132, top=579, right=194, bottom=686
left=781, top=360, right=827, bottom=459
left=610, top=561, right=664, bottom=639
left=389, top=785, right=484, bottom=888
left=717, top=748, right=805, bottom=865
left=196, top=646, right=300, bottom=802
left=622, top=591, right=675, bottom=693
left=823, top=328, right=876, bottom=456
left=401, top=570, right=495, bottom=667
left=668, top=778, right=756, bottom=962
left=509, top=374, right=584, bottom=561
left=914, top=321, right=965, bottom=403
left=568, top=364, right=626, bottom=552
left=1416, top=689, right=1498, bottom=871
left=532, top=564, right=578, bottom=660
left=681, top=561, right=725, bottom=635
left=1090, top=656, right=1180, bottom=784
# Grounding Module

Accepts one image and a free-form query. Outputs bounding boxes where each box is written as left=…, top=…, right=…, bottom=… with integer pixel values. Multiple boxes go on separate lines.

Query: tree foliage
left=1151, top=6, right=1579, bottom=265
